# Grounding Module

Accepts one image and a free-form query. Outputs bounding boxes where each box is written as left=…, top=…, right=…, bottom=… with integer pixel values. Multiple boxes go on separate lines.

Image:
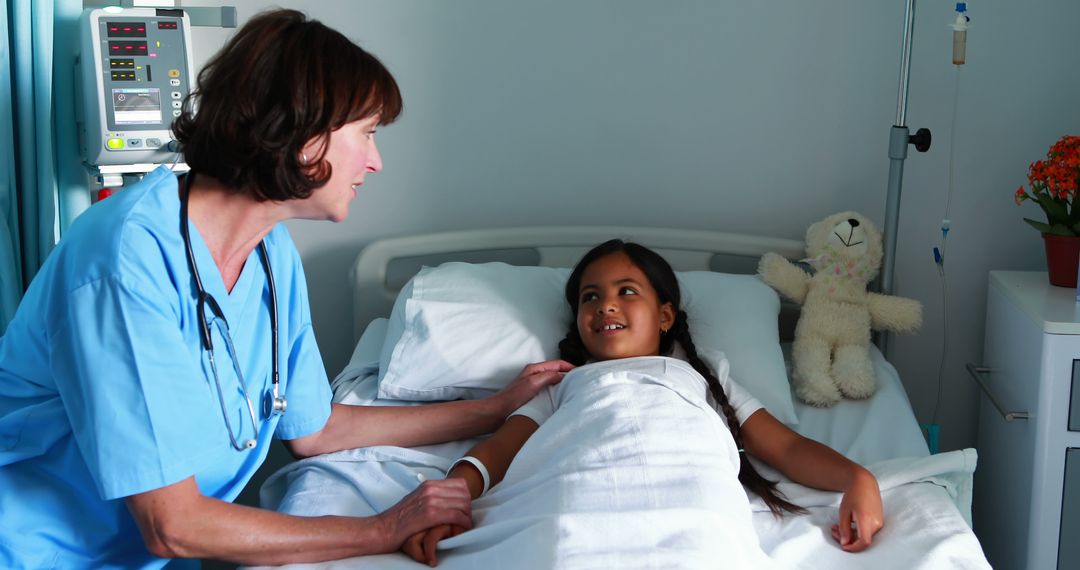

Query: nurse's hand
left=378, top=479, right=472, bottom=552
left=490, top=360, right=575, bottom=416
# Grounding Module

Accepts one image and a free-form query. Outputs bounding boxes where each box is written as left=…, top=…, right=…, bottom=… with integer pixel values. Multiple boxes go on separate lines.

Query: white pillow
left=677, top=271, right=796, bottom=424
left=378, top=263, right=572, bottom=401
left=376, top=262, right=798, bottom=425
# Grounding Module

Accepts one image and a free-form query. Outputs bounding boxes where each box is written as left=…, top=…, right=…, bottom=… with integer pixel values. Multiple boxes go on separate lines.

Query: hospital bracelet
left=447, top=455, right=491, bottom=497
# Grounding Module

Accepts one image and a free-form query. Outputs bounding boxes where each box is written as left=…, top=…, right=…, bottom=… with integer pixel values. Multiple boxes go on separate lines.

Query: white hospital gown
left=513, top=350, right=764, bottom=429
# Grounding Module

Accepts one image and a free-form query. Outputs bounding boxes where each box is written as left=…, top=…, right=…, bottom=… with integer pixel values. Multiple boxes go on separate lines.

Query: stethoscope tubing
left=179, top=172, right=285, bottom=451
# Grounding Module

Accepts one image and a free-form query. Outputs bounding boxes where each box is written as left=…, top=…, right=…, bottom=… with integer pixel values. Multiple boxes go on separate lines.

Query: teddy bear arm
left=867, top=292, right=923, bottom=333
left=757, top=252, right=810, bottom=304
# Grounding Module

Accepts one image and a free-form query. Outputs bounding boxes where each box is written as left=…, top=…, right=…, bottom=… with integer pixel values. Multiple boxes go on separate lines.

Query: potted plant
left=1014, top=135, right=1080, bottom=287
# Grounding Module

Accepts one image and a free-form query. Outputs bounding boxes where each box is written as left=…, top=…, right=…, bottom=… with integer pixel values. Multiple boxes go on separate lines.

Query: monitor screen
left=112, top=88, right=162, bottom=125
left=106, top=22, right=147, bottom=38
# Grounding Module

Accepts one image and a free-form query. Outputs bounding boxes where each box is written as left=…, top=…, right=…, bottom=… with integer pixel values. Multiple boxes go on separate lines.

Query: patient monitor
left=75, top=7, right=194, bottom=168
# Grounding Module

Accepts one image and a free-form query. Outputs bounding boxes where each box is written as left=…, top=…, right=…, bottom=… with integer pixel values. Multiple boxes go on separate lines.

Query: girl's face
left=576, top=252, right=675, bottom=361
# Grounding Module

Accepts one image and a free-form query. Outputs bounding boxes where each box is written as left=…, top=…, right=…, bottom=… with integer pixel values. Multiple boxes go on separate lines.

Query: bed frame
left=350, top=225, right=804, bottom=340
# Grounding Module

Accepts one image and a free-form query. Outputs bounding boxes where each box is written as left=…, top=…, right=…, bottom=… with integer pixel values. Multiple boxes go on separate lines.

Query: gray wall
left=186, top=0, right=1078, bottom=456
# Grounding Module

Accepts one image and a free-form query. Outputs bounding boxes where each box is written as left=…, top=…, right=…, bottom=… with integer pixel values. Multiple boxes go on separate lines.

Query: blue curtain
left=0, top=0, right=84, bottom=333
left=0, top=2, right=24, bottom=332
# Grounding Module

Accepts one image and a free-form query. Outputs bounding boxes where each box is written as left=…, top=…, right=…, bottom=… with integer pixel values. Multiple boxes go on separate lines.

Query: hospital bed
left=253, top=226, right=990, bottom=569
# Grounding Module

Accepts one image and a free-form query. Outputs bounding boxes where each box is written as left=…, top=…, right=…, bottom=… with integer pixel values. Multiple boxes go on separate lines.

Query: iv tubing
left=945, top=65, right=961, bottom=231
left=931, top=64, right=963, bottom=427
left=932, top=261, right=949, bottom=426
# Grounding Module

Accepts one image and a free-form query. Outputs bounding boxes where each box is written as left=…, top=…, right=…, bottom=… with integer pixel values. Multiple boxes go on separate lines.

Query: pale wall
left=182, top=0, right=1080, bottom=455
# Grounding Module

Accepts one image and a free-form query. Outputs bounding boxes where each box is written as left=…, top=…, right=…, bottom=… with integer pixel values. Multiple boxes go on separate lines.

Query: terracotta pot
left=1043, top=233, right=1080, bottom=287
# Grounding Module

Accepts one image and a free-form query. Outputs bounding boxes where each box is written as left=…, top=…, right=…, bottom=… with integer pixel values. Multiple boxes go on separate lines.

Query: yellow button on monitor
left=106, top=138, right=124, bottom=150
left=168, top=69, right=180, bottom=78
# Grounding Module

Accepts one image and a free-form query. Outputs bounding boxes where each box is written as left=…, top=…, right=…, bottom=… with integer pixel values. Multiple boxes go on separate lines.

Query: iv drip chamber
left=949, top=3, right=970, bottom=65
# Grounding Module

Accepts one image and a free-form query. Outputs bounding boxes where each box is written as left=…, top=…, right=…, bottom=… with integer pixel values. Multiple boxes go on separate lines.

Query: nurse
left=0, top=9, right=569, bottom=568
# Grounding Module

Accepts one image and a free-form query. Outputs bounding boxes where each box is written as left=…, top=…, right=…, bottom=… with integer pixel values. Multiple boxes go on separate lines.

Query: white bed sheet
left=252, top=319, right=989, bottom=569
left=330, top=319, right=933, bottom=469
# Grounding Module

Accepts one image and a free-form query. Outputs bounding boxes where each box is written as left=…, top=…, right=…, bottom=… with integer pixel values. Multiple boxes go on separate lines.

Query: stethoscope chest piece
left=264, top=391, right=288, bottom=418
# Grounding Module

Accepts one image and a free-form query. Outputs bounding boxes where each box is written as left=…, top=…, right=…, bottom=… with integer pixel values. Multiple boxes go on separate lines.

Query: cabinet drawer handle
left=965, top=363, right=1030, bottom=422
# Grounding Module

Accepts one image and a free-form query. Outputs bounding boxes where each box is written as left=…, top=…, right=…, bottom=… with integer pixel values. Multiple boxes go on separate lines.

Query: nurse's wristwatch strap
left=447, top=455, right=491, bottom=496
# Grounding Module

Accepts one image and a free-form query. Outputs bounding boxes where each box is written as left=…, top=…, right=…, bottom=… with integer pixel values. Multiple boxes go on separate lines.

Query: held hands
left=401, top=523, right=467, bottom=567
left=378, top=479, right=472, bottom=555
left=490, top=360, right=575, bottom=416
left=400, top=361, right=571, bottom=566
left=397, top=360, right=572, bottom=565
left=831, top=468, right=884, bottom=552
left=400, top=461, right=484, bottom=566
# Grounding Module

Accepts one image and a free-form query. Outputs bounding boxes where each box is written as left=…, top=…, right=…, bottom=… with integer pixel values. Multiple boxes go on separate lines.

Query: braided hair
left=558, top=239, right=805, bottom=517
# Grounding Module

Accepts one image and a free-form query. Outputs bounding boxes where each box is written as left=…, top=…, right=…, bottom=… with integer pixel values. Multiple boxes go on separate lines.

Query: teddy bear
left=757, top=211, right=922, bottom=406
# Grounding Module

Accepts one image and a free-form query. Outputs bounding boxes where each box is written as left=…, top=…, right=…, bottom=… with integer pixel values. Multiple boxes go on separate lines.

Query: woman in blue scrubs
left=0, top=9, right=568, bottom=568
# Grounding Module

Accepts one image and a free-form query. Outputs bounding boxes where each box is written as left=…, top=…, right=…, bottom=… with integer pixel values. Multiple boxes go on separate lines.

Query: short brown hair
left=172, top=9, right=402, bottom=201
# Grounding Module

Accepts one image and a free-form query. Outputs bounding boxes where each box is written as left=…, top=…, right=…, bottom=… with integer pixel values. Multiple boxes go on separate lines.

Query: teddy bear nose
left=848, top=218, right=860, bottom=227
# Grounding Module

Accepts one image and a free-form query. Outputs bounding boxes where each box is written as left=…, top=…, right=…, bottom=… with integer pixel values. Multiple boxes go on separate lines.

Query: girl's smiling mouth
left=597, top=321, right=626, bottom=335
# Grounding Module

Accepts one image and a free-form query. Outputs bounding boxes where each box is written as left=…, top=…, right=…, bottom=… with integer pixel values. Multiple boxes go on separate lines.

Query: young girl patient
left=402, top=239, right=884, bottom=566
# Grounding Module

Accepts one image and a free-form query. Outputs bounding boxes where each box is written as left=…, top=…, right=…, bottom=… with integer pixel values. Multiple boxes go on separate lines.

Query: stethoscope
left=179, top=172, right=287, bottom=451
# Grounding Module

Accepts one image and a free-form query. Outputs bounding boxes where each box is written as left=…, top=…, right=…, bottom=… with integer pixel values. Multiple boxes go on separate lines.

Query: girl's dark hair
left=558, top=239, right=805, bottom=517
left=172, top=8, right=402, bottom=201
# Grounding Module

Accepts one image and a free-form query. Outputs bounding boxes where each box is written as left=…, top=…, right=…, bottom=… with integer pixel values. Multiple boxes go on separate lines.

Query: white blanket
left=751, top=449, right=987, bottom=569
left=257, top=358, right=990, bottom=569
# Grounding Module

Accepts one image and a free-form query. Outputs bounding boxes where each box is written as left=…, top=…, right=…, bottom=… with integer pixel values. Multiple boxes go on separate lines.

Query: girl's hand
left=831, top=468, right=884, bottom=552
left=378, top=479, right=471, bottom=553
left=490, top=360, right=575, bottom=416
left=401, top=523, right=467, bottom=567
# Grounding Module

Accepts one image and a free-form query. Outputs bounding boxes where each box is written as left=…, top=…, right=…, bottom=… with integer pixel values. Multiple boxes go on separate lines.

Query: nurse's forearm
left=286, top=400, right=508, bottom=458
left=127, top=477, right=469, bottom=565
left=154, top=501, right=388, bottom=564
left=287, top=360, right=570, bottom=458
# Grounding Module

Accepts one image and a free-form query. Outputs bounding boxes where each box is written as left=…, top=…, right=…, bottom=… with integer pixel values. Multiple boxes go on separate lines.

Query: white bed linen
left=253, top=320, right=989, bottom=569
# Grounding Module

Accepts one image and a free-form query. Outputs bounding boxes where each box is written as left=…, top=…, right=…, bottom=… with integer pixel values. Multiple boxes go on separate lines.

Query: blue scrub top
left=0, top=167, right=332, bottom=568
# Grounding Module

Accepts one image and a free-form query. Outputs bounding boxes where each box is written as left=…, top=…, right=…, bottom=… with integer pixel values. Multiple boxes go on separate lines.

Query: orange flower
left=1015, top=135, right=1080, bottom=235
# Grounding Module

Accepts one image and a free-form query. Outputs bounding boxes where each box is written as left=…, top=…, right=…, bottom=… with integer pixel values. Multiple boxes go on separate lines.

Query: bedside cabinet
left=972, top=271, right=1080, bottom=569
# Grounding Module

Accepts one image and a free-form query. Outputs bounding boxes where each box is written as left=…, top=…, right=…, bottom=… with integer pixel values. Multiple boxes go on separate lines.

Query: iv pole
left=879, top=0, right=932, bottom=356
